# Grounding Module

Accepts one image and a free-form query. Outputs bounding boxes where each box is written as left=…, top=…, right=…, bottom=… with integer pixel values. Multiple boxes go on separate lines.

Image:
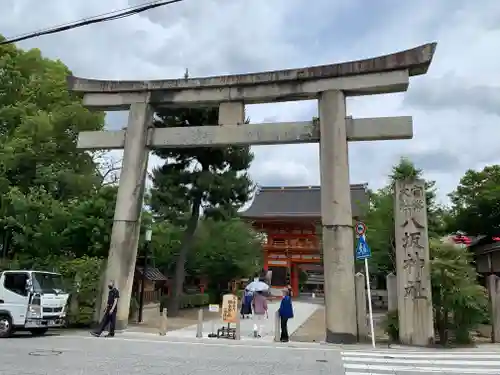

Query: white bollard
left=274, top=310, right=280, bottom=342
left=159, top=308, right=167, bottom=336
left=235, top=315, right=241, bottom=340
left=196, top=308, right=203, bottom=338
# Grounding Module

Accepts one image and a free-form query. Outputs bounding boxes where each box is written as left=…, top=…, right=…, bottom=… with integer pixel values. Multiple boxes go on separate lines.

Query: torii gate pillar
left=319, top=90, right=357, bottom=342
left=104, top=102, right=152, bottom=328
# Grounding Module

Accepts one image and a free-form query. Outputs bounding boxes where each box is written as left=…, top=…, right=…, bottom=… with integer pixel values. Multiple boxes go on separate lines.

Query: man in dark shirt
left=91, top=280, right=119, bottom=337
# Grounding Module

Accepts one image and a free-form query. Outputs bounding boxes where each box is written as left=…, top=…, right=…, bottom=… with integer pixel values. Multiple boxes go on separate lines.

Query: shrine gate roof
left=240, top=184, right=368, bottom=220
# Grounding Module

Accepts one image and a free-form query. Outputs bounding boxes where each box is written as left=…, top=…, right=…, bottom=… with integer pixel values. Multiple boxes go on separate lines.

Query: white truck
left=0, top=270, right=69, bottom=338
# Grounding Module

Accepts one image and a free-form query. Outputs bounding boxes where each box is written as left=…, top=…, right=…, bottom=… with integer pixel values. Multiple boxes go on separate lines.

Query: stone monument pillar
left=394, top=178, right=434, bottom=345
left=102, top=102, right=152, bottom=330
left=319, top=90, right=357, bottom=343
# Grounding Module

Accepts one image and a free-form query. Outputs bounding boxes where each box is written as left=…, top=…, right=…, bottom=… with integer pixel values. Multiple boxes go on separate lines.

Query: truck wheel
left=30, top=328, right=48, bottom=336
left=0, top=315, right=13, bottom=338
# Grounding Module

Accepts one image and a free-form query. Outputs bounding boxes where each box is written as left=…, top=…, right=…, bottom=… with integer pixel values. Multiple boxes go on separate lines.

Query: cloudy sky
left=2, top=0, right=499, bottom=204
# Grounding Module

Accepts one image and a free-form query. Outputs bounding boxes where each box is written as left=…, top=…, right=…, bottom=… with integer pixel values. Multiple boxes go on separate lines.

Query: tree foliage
left=449, top=165, right=500, bottom=235
left=364, top=157, right=446, bottom=274
left=150, top=107, right=254, bottom=315
left=189, top=218, right=262, bottom=288
left=431, top=239, right=488, bottom=344
left=150, top=218, right=262, bottom=290
left=0, top=36, right=112, bottom=260
left=383, top=239, right=488, bottom=345
left=364, top=187, right=395, bottom=274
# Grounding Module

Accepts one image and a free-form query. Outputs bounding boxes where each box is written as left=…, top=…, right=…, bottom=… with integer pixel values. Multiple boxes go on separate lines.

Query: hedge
left=160, top=293, right=209, bottom=310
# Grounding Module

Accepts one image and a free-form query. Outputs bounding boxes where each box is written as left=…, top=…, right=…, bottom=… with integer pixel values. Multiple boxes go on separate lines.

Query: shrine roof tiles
left=136, top=267, right=168, bottom=281
left=239, top=184, right=368, bottom=219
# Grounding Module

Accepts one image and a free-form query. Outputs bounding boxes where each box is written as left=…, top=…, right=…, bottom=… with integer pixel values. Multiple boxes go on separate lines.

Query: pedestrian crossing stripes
left=341, top=350, right=500, bottom=374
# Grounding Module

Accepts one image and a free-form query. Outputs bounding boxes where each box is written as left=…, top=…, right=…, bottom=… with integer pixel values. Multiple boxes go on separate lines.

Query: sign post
left=355, top=222, right=375, bottom=349
left=219, top=294, right=239, bottom=339
left=208, top=304, right=219, bottom=337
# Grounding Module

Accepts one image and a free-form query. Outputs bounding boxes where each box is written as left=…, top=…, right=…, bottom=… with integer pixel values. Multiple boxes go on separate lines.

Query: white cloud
left=1, top=0, right=499, bottom=206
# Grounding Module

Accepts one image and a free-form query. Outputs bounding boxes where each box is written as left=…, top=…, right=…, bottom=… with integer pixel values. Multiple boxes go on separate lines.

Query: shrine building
left=240, top=185, right=369, bottom=297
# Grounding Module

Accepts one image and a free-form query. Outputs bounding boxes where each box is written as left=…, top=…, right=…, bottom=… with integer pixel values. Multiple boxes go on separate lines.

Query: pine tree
left=150, top=107, right=254, bottom=316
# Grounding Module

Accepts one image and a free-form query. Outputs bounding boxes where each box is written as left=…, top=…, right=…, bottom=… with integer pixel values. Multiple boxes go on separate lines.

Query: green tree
left=364, top=187, right=395, bottom=274
left=150, top=218, right=262, bottom=297
left=189, top=218, right=262, bottom=290
left=59, top=185, right=117, bottom=258
left=149, top=221, right=184, bottom=276
left=150, top=108, right=254, bottom=316
left=449, top=165, right=500, bottom=235
left=383, top=239, right=488, bottom=345
left=364, top=157, right=445, bottom=274
left=0, top=35, right=107, bottom=260
left=431, top=239, right=487, bottom=344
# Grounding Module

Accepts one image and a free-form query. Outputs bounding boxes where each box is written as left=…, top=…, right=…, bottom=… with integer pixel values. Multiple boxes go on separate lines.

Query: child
left=278, top=289, right=294, bottom=342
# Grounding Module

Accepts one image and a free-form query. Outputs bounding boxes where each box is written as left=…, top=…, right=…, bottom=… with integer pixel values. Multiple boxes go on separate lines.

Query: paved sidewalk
left=158, top=301, right=319, bottom=342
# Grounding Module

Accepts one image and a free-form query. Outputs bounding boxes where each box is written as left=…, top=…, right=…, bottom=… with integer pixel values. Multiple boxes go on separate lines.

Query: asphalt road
left=4, top=331, right=500, bottom=374
left=341, top=348, right=500, bottom=374
left=0, top=332, right=343, bottom=375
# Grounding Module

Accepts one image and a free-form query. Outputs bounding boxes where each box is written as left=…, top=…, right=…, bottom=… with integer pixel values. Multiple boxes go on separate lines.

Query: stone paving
left=156, top=301, right=320, bottom=342
left=128, top=304, right=220, bottom=333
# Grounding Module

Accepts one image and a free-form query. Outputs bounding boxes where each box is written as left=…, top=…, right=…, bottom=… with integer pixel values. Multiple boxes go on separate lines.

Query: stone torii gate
left=68, top=42, right=436, bottom=342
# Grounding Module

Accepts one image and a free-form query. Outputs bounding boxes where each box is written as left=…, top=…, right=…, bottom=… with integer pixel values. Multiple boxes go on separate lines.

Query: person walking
left=278, top=289, right=294, bottom=342
left=91, top=280, right=120, bottom=337
left=240, top=288, right=253, bottom=319
left=252, top=290, right=268, bottom=338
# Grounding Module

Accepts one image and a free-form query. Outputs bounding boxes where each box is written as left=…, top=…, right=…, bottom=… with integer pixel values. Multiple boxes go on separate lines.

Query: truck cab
left=0, top=270, right=69, bottom=338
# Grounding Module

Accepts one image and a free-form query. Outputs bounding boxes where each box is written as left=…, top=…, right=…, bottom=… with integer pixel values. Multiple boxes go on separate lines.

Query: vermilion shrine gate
left=68, top=42, right=436, bottom=343
left=240, top=185, right=368, bottom=297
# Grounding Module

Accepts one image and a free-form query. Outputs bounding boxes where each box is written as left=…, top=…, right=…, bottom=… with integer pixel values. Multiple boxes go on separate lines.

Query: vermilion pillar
left=292, top=263, right=300, bottom=297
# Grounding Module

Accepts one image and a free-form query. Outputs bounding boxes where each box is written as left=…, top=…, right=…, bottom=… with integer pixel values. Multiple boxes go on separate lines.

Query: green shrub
left=206, top=289, right=220, bottom=304
left=382, top=240, right=488, bottom=346
left=382, top=310, right=399, bottom=342
left=57, top=256, right=104, bottom=327
left=160, top=293, right=210, bottom=310
left=67, top=305, right=95, bottom=327
left=430, top=239, right=488, bottom=345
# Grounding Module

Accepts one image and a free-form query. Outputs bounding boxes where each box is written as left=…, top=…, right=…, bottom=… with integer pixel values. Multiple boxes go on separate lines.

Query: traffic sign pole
left=362, top=238, right=376, bottom=349
left=355, top=224, right=375, bottom=348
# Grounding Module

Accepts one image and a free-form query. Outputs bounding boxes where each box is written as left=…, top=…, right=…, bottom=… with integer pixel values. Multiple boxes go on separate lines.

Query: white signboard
left=208, top=304, right=220, bottom=313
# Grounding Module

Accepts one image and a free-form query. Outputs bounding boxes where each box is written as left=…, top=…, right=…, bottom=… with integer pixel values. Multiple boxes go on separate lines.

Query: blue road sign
left=355, top=236, right=371, bottom=260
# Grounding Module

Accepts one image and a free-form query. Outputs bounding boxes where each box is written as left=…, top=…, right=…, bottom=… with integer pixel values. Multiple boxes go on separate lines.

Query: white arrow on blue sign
left=355, top=236, right=371, bottom=260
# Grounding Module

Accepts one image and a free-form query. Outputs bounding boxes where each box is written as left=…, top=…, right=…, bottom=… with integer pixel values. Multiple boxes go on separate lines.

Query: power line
left=0, top=0, right=185, bottom=45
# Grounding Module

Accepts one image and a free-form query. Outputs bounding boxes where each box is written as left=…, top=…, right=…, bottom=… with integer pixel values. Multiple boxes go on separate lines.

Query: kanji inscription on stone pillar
left=394, top=179, right=434, bottom=346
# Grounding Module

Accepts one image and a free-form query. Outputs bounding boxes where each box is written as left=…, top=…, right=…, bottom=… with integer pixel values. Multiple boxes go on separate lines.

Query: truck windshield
left=32, top=272, right=66, bottom=294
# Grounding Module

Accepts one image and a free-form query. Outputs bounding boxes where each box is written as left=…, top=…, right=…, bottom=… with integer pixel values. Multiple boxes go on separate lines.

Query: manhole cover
left=29, top=350, right=62, bottom=357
